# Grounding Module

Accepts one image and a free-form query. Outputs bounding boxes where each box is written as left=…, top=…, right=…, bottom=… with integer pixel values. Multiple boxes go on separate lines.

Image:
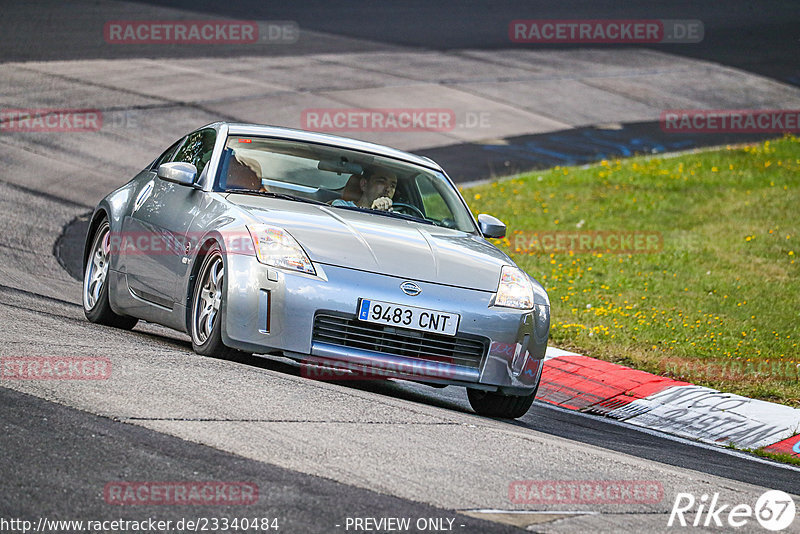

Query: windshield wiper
left=227, top=190, right=327, bottom=205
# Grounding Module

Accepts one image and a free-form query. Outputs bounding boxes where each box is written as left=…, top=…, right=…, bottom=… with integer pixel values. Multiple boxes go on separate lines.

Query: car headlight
left=246, top=224, right=315, bottom=275
left=494, top=265, right=534, bottom=309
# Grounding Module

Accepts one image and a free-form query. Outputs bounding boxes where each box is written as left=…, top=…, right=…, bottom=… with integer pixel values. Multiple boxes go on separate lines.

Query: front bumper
left=221, top=254, right=549, bottom=393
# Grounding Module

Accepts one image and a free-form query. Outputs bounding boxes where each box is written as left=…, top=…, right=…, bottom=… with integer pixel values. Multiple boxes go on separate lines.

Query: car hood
left=227, top=196, right=510, bottom=292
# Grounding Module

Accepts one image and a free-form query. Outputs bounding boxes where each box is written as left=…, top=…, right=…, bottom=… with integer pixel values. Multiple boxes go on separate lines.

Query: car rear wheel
left=83, top=219, right=138, bottom=329
left=190, top=245, right=239, bottom=358
left=467, top=388, right=536, bottom=419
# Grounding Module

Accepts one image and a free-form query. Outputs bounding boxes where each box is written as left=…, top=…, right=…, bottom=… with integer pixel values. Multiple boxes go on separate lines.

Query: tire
left=467, top=387, right=537, bottom=419
left=190, top=245, right=239, bottom=358
left=83, top=219, right=139, bottom=330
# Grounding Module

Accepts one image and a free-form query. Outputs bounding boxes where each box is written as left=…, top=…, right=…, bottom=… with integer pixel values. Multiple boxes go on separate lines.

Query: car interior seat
left=334, top=173, right=363, bottom=204
left=225, top=154, right=263, bottom=191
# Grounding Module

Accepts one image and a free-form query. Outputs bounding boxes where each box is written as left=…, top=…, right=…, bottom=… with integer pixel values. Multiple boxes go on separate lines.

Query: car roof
left=202, top=122, right=443, bottom=172
left=198, top=121, right=444, bottom=172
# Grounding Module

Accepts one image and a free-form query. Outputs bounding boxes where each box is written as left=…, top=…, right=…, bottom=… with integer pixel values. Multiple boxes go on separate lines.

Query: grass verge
left=747, top=447, right=800, bottom=467
left=464, top=136, right=799, bottom=407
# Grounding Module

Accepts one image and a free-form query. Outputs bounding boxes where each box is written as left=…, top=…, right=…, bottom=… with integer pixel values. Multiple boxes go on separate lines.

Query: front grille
left=313, top=313, right=487, bottom=370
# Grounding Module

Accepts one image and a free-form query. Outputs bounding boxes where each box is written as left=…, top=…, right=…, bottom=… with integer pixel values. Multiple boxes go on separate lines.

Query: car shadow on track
left=234, top=351, right=476, bottom=415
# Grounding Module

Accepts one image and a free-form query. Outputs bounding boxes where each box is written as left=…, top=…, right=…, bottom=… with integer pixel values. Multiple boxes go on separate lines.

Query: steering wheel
left=391, top=202, right=425, bottom=219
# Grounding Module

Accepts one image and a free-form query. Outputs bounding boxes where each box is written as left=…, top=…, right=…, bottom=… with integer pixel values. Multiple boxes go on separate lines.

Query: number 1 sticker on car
left=357, top=298, right=460, bottom=336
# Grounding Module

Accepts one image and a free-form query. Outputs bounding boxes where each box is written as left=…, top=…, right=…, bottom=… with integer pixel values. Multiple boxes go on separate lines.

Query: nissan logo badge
left=400, top=281, right=422, bottom=296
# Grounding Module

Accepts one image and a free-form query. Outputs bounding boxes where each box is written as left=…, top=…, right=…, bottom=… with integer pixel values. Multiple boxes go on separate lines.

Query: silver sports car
left=83, top=122, right=550, bottom=418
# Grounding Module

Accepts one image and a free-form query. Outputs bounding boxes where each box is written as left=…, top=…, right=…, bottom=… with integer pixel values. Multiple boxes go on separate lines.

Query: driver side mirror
left=478, top=213, right=506, bottom=238
left=158, top=162, right=198, bottom=187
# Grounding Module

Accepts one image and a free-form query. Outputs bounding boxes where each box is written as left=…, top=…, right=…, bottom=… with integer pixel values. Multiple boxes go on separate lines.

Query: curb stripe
left=538, top=354, right=687, bottom=411
left=539, top=349, right=800, bottom=458
left=764, top=435, right=800, bottom=456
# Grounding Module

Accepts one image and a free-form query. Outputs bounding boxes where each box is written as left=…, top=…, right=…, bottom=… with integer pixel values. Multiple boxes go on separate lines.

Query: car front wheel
left=190, top=245, right=239, bottom=358
left=83, top=219, right=138, bottom=330
left=467, top=388, right=536, bottom=419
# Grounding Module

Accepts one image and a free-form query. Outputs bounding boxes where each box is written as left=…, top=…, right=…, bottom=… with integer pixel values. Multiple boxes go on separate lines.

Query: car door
left=123, top=128, right=216, bottom=308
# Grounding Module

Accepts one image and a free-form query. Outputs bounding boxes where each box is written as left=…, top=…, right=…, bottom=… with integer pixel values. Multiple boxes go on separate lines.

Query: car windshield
left=215, top=135, right=478, bottom=233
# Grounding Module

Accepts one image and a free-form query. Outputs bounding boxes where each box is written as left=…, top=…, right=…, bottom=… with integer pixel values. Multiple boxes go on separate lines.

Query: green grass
left=464, top=136, right=800, bottom=407
left=747, top=447, right=800, bottom=466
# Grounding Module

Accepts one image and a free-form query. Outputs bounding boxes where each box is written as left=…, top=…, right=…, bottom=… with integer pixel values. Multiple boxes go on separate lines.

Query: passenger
left=332, top=168, right=397, bottom=211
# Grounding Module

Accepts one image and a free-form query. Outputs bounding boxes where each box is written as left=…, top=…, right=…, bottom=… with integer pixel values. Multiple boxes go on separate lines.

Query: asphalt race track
left=1, top=2, right=800, bottom=533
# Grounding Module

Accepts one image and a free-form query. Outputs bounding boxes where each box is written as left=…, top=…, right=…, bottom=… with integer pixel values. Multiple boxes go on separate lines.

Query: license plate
left=357, top=299, right=460, bottom=336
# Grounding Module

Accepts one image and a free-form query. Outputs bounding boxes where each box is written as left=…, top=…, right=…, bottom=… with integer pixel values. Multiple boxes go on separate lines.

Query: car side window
left=415, top=174, right=455, bottom=220
left=172, top=128, right=217, bottom=178
left=151, top=139, right=183, bottom=170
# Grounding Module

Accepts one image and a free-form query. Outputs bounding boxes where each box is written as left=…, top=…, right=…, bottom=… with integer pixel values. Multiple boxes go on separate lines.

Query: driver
left=332, top=168, right=397, bottom=211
